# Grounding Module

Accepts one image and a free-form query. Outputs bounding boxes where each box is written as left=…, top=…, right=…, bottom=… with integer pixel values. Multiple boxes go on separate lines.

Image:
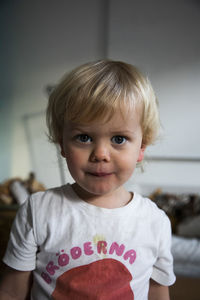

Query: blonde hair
left=46, top=60, right=160, bottom=146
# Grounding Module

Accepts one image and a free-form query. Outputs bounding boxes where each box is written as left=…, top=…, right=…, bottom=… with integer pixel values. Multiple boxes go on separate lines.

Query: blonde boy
left=0, top=60, right=175, bottom=299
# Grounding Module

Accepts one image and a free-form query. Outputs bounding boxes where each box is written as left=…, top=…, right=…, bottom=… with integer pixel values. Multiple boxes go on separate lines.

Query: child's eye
left=111, top=136, right=127, bottom=145
left=76, top=134, right=92, bottom=143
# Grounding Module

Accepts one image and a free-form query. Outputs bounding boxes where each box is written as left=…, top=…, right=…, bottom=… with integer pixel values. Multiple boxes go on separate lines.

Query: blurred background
left=0, top=0, right=200, bottom=192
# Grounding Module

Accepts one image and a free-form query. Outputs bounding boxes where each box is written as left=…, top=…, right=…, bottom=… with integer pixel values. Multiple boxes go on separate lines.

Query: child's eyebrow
left=69, top=126, right=91, bottom=132
left=66, top=124, right=86, bottom=131
left=72, top=129, right=136, bottom=137
left=67, top=123, right=137, bottom=135
left=110, top=130, right=135, bottom=135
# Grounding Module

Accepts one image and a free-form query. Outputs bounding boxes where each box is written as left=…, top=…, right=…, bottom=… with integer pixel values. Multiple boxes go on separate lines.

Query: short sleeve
left=3, top=198, right=37, bottom=271
left=151, top=214, right=176, bottom=286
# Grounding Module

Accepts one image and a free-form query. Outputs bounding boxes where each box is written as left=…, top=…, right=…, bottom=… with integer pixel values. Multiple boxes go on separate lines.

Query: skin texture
left=0, top=265, right=32, bottom=300
left=148, top=279, right=170, bottom=300
left=61, top=108, right=145, bottom=208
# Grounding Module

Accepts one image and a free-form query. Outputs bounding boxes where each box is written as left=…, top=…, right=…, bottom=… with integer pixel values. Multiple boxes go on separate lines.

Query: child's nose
left=90, top=143, right=111, bottom=162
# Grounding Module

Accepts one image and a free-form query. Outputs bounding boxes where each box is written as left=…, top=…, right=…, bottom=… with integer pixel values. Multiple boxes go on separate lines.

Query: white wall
left=108, top=0, right=200, bottom=193
left=0, top=0, right=107, bottom=185
left=0, top=0, right=200, bottom=193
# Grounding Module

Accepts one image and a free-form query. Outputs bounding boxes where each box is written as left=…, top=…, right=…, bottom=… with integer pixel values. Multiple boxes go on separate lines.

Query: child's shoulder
left=26, top=184, right=72, bottom=211
left=134, top=192, right=168, bottom=220
left=132, top=193, right=171, bottom=234
left=30, top=184, right=65, bottom=200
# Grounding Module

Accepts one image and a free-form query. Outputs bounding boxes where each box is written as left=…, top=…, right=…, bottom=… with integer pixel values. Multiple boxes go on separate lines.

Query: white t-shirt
left=3, top=184, right=175, bottom=299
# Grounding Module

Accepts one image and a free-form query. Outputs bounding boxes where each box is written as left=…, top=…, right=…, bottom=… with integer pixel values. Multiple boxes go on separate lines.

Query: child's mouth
left=87, top=172, right=113, bottom=177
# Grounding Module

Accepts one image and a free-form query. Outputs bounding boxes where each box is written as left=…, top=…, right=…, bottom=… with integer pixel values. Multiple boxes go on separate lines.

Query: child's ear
left=137, top=145, right=146, bottom=162
left=59, top=139, right=66, bottom=158
left=61, top=147, right=66, bottom=158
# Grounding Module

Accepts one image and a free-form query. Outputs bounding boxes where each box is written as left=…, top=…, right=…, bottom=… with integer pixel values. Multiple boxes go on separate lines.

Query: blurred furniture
left=0, top=205, right=18, bottom=278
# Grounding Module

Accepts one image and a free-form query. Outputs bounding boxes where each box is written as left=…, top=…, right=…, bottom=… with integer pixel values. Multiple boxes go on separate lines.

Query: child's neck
left=72, top=183, right=133, bottom=209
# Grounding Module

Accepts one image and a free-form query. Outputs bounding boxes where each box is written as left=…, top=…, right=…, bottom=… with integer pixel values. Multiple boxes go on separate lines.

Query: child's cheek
left=67, top=148, right=86, bottom=166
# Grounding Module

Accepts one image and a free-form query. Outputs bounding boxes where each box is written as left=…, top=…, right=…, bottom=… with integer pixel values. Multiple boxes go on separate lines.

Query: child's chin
left=84, top=187, right=112, bottom=197
left=78, top=184, right=114, bottom=198
left=73, top=180, right=120, bottom=199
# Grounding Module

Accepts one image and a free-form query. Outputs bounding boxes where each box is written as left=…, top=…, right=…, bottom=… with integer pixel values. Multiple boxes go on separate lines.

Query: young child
left=0, top=60, right=175, bottom=299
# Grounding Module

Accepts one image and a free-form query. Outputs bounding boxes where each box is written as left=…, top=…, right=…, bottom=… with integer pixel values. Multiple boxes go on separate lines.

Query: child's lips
left=87, top=172, right=113, bottom=177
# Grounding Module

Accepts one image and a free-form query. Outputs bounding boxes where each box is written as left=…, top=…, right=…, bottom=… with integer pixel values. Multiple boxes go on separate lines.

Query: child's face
left=61, top=107, right=145, bottom=200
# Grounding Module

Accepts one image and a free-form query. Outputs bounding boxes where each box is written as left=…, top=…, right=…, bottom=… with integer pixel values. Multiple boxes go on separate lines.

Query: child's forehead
left=65, top=107, right=142, bottom=132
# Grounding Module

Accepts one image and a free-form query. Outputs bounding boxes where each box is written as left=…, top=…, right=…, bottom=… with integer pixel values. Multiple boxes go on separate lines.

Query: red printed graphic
left=52, top=258, right=134, bottom=299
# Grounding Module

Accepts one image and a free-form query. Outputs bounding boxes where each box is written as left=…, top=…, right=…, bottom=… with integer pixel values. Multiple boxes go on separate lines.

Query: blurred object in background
left=0, top=172, right=45, bottom=206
